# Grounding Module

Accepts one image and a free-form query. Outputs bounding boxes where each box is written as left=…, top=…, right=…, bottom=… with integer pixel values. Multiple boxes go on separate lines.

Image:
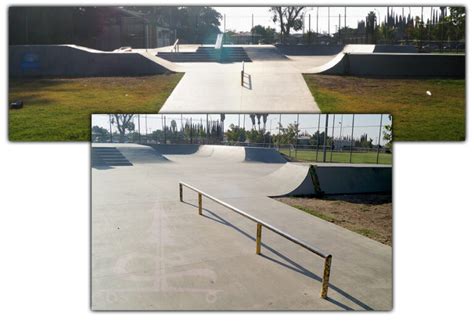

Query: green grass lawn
left=8, top=73, right=183, bottom=141
left=279, top=148, right=392, bottom=165
left=303, top=75, right=465, bottom=141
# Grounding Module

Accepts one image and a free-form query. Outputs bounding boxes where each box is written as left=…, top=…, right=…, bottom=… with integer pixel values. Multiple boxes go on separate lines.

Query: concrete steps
left=92, top=147, right=133, bottom=167
left=156, top=46, right=251, bottom=63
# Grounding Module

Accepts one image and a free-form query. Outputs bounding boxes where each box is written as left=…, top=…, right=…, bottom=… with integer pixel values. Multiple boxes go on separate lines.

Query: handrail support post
left=179, top=183, right=183, bottom=202
left=198, top=193, right=203, bottom=215
left=320, top=255, right=332, bottom=299
left=256, top=223, right=262, bottom=254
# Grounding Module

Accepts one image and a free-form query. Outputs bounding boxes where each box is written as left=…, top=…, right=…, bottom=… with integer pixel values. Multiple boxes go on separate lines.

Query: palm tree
left=262, top=114, right=268, bottom=131
left=249, top=114, right=256, bottom=129
left=170, top=119, right=177, bottom=133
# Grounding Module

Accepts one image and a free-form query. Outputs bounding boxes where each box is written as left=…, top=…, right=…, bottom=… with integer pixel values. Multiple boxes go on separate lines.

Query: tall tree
left=110, top=114, right=135, bottom=143
left=175, top=6, right=222, bottom=43
left=365, top=11, right=377, bottom=43
left=270, top=6, right=305, bottom=42
left=251, top=25, right=276, bottom=44
left=383, top=116, right=393, bottom=150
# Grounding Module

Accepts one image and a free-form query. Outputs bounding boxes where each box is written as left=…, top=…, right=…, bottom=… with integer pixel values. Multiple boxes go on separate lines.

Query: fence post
left=316, top=114, right=321, bottom=162
left=198, top=193, right=203, bottom=215
left=179, top=183, right=183, bottom=202
left=256, top=223, right=262, bottom=254
left=349, top=114, right=355, bottom=163
left=376, top=114, right=383, bottom=164
left=138, top=114, right=141, bottom=143
left=320, top=255, right=332, bottom=299
left=295, top=114, right=299, bottom=159
left=323, top=114, right=328, bottom=162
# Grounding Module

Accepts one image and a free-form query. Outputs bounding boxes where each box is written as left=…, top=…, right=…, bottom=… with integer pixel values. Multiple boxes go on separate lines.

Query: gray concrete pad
left=92, top=143, right=392, bottom=310
left=159, top=60, right=322, bottom=113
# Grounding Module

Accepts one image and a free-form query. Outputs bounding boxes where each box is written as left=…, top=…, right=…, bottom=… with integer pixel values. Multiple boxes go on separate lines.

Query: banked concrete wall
left=9, top=45, right=171, bottom=77
left=276, top=44, right=417, bottom=56
left=322, top=53, right=465, bottom=77
left=314, top=165, right=392, bottom=195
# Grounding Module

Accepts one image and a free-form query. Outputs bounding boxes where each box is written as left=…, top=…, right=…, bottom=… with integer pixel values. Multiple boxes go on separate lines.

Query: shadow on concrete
left=91, top=165, right=114, bottom=170
left=182, top=200, right=373, bottom=311
left=243, top=73, right=252, bottom=90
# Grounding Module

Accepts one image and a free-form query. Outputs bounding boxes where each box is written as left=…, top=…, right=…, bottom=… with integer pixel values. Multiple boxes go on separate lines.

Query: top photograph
left=8, top=5, right=465, bottom=142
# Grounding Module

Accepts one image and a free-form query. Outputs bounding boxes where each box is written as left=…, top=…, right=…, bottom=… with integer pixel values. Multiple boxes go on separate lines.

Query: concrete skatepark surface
left=92, top=143, right=392, bottom=310
left=10, top=43, right=463, bottom=112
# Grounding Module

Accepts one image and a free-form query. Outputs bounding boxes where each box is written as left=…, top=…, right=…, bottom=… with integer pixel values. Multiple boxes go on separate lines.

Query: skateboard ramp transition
left=308, top=49, right=465, bottom=77
left=93, top=144, right=391, bottom=196
left=152, top=144, right=287, bottom=163
left=9, top=45, right=173, bottom=77
left=265, top=163, right=392, bottom=197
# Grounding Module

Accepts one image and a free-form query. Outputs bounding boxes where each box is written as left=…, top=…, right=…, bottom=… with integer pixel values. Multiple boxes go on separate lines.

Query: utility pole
left=349, top=114, right=355, bottom=163
left=316, top=7, right=319, bottom=35
left=376, top=114, right=383, bottom=164
left=316, top=114, right=321, bottom=162
left=344, top=7, right=347, bottom=43
left=145, top=114, right=148, bottom=144
left=338, top=14, right=341, bottom=42
left=109, top=115, right=113, bottom=143
left=251, top=14, right=254, bottom=44
left=164, top=116, right=167, bottom=144
left=330, top=114, right=335, bottom=162
left=339, top=115, right=343, bottom=140
left=421, top=6, right=424, bottom=49
left=328, top=7, right=330, bottom=35
left=308, top=14, right=311, bottom=44
left=138, top=114, right=141, bottom=143
left=323, top=114, right=328, bottom=162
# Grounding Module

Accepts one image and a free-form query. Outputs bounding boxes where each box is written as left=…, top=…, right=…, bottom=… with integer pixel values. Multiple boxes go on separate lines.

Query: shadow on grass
left=182, top=200, right=374, bottom=311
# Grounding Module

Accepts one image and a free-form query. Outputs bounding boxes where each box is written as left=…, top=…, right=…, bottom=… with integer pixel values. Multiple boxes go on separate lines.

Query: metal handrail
left=173, top=38, right=180, bottom=52
left=241, top=61, right=245, bottom=86
left=179, top=181, right=333, bottom=298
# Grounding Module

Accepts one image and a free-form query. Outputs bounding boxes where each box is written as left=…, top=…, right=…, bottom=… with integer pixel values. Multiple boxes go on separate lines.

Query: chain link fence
left=216, top=6, right=464, bottom=52
left=92, top=113, right=392, bottom=165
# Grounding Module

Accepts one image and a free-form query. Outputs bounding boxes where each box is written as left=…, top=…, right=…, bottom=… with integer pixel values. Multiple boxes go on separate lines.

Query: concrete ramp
left=342, top=44, right=375, bottom=53
left=308, top=51, right=465, bottom=77
left=193, top=145, right=287, bottom=163
left=307, top=51, right=347, bottom=74
left=314, top=164, right=392, bottom=195
left=305, top=43, right=464, bottom=77
left=9, top=44, right=173, bottom=77
left=264, top=163, right=392, bottom=197
left=276, top=44, right=344, bottom=56
left=243, top=45, right=288, bottom=61
left=151, top=144, right=200, bottom=155
left=93, top=144, right=170, bottom=164
left=194, top=145, right=246, bottom=162
left=244, top=147, right=287, bottom=163
left=374, top=44, right=418, bottom=53
left=262, top=163, right=317, bottom=196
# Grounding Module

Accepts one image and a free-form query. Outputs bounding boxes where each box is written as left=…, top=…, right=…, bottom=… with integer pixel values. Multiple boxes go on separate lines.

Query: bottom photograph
left=91, top=113, right=393, bottom=311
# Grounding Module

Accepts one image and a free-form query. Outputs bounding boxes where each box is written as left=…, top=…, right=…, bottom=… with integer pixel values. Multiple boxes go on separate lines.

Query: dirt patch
left=276, top=194, right=392, bottom=246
